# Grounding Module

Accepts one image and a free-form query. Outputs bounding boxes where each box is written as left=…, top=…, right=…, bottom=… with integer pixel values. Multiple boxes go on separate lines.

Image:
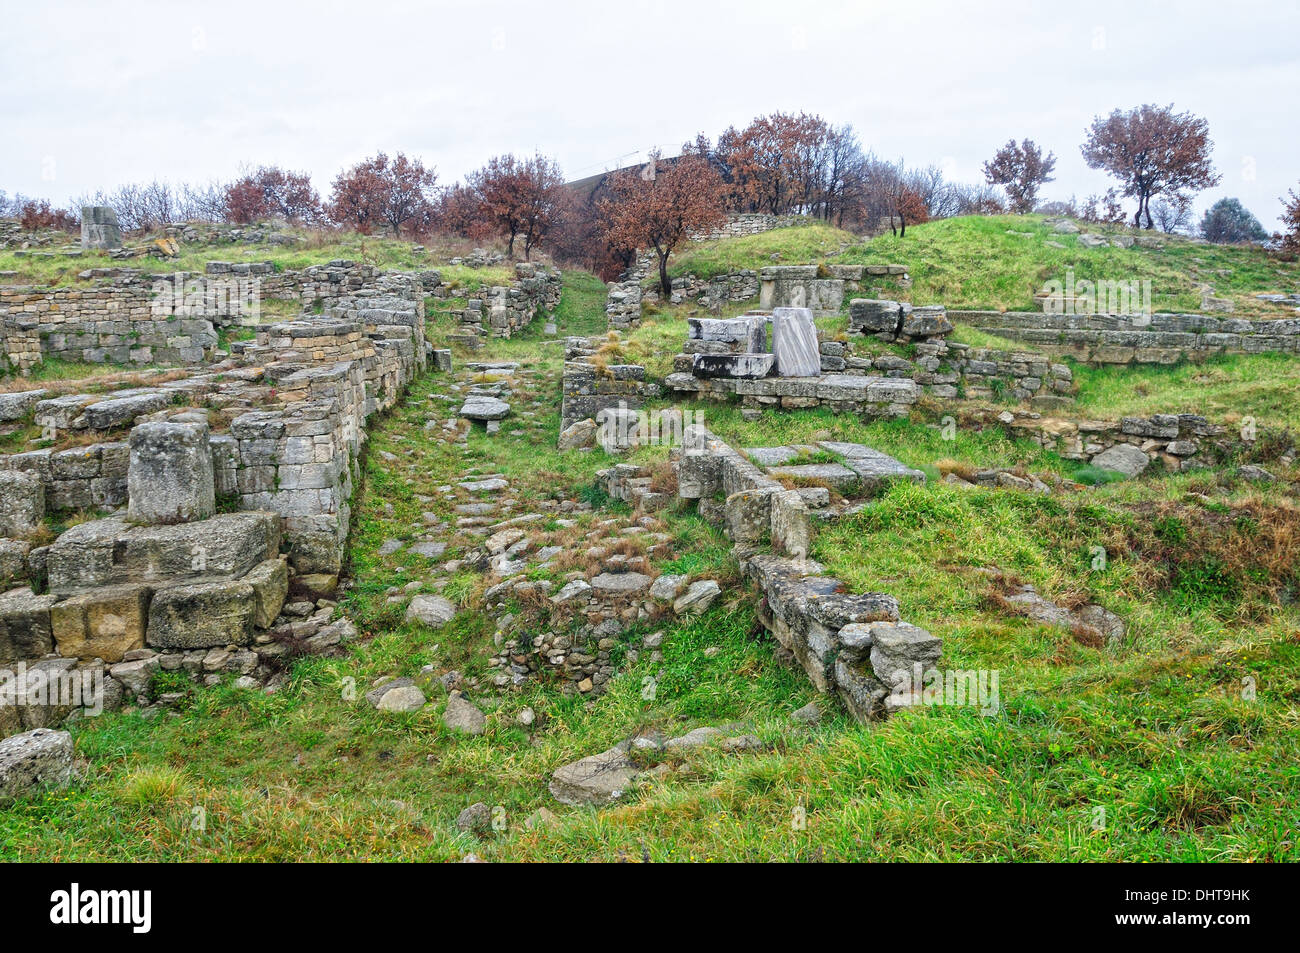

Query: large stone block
left=50, top=584, right=151, bottom=662
left=770, top=307, right=821, bottom=377
left=724, top=486, right=778, bottom=546
left=0, top=729, right=75, bottom=802
left=0, top=471, right=44, bottom=537
left=128, top=421, right=216, bottom=525
left=80, top=206, right=122, bottom=250
left=770, top=490, right=810, bottom=560
left=0, top=588, right=58, bottom=664
left=46, top=511, right=281, bottom=596
left=243, top=558, right=288, bottom=629
left=848, top=298, right=903, bottom=336
left=146, top=579, right=255, bottom=648
left=691, top=353, right=775, bottom=379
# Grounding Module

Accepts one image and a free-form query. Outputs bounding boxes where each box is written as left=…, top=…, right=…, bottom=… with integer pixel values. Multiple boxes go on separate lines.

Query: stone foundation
left=950, top=310, right=1300, bottom=363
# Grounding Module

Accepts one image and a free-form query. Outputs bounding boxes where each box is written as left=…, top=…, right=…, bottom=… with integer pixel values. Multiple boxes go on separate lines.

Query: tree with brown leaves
left=466, top=153, right=566, bottom=259
left=597, top=149, right=726, bottom=296
left=328, top=152, right=437, bottom=237
left=1081, top=104, right=1221, bottom=229
left=715, top=112, right=865, bottom=221
left=1275, top=186, right=1300, bottom=260
left=983, top=138, right=1057, bottom=213
left=224, top=165, right=321, bottom=224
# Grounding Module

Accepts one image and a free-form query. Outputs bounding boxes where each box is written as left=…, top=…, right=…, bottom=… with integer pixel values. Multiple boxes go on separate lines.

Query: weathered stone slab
left=687, top=317, right=766, bottom=351
left=0, top=390, right=47, bottom=423
left=81, top=206, right=122, bottom=250
left=243, top=558, right=288, bottom=629
left=767, top=462, right=859, bottom=491
left=0, top=588, right=58, bottom=664
left=127, top=421, right=216, bottom=525
left=46, top=511, right=281, bottom=596
left=590, top=572, right=652, bottom=594
left=899, top=305, right=953, bottom=339
left=459, top=395, right=511, bottom=421
left=146, top=579, right=256, bottom=648
left=549, top=741, right=642, bottom=805
left=79, top=392, right=171, bottom=431
left=744, top=445, right=819, bottom=467
left=848, top=298, right=903, bottom=335
left=1090, top=443, right=1150, bottom=478
left=49, top=583, right=150, bottom=662
left=691, top=353, right=775, bottom=379
left=405, top=594, right=457, bottom=628
left=819, top=443, right=927, bottom=489
left=0, top=471, right=44, bottom=537
left=770, top=307, right=822, bottom=377
left=0, top=729, right=75, bottom=802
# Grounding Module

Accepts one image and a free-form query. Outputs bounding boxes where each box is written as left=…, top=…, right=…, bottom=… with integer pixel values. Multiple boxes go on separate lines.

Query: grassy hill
left=664, top=215, right=1300, bottom=317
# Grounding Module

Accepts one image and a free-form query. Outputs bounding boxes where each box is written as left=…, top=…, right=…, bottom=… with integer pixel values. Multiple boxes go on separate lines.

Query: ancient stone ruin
left=80, top=206, right=122, bottom=250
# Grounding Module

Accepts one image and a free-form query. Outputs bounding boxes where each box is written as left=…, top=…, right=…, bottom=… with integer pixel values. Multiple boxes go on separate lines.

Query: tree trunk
left=507, top=232, right=516, bottom=257
left=1143, top=196, right=1154, bottom=230
left=658, top=250, right=671, bottom=298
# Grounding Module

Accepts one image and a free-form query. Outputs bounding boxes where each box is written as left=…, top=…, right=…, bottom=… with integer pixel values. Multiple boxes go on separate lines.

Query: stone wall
left=0, top=260, right=441, bottom=374
left=0, top=263, right=440, bottom=738
left=0, top=279, right=220, bottom=366
left=559, top=337, right=661, bottom=435
left=950, top=310, right=1300, bottom=363
left=615, top=263, right=911, bottom=327
left=449, top=263, right=560, bottom=341
left=672, top=425, right=942, bottom=721
left=688, top=213, right=806, bottom=242
left=604, top=280, right=642, bottom=330
left=971, top=407, right=1266, bottom=474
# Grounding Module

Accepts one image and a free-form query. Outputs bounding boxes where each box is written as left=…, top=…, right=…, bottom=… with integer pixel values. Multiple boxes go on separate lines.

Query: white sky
left=2, top=0, right=1297, bottom=227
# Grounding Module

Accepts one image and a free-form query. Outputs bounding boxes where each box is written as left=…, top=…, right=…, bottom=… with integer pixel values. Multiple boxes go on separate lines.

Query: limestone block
left=0, top=588, right=59, bottom=664
left=46, top=511, right=280, bottom=596
left=1090, top=443, right=1150, bottom=478
left=49, top=584, right=151, bottom=662
left=0, top=471, right=44, bottom=537
left=243, top=558, right=288, bottom=629
left=0, top=729, right=75, bottom=803
left=771, top=307, right=822, bottom=377
left=691, top=353, right=775, bottom=379
left=146, top=579, right=256, bottom=648
left=127, top=421, right=215, bottom=525
left=770, top=490, right=811, bottom=561
left=724, top=486, right=778, bottom=546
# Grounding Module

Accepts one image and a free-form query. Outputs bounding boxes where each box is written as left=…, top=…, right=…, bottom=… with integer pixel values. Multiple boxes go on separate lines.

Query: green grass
left=668, top=222, right=860, bottom=280
left=841, top=214, right=1300, bottom=316
left=0, top=230, right=516, bottom=289
left=659, top=214, right=1298, bottom=318
left=2, top=267, right=1297, bottom=862
left=1069, top=351, right=1300, bottom=430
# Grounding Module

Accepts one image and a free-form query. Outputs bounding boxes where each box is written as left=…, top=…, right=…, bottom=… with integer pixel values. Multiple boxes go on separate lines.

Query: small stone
left=405, top=594, right=457, bottom=628
left=673, top=580, right=721, bottom=615
left=456, top=801, right=492, bottom=835
left=443, top=693, right=486, bottom=735
left=791, top=701, right=822, bottom=725
left=377, top=685, right=427, bottom=713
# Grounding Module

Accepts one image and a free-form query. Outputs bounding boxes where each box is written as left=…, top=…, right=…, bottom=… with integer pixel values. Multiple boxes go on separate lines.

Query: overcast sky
left=3, top=0, right=1297, bottom=227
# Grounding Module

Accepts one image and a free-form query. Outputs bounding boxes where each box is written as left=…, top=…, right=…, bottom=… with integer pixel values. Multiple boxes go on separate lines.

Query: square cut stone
left=50, top=584, right=151, bottom=662
left=767, top=463, right=859, bottom=491
left=127, top=420, right=215, bottom=525
left=147, top=579, right=255, bottom=649
left=0, top=471, right=44, bottom=537
left=0, top=589, right=58, bottom=664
